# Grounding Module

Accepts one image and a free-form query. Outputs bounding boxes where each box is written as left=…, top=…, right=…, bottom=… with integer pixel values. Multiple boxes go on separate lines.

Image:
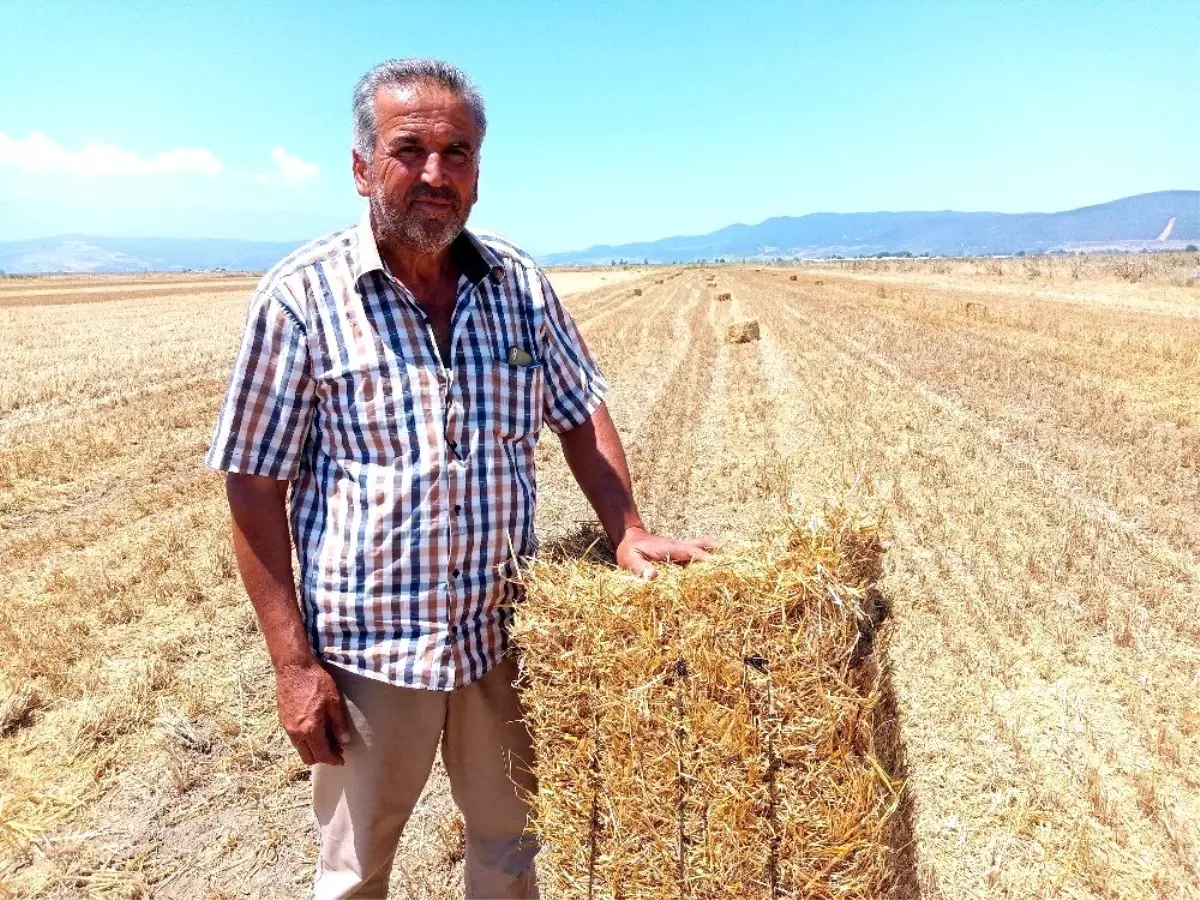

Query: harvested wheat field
left=1, top=253, right=1198, bottom=898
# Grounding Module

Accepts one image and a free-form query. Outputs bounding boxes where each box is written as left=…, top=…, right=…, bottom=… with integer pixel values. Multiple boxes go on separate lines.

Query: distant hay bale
left=789, top=274, right=798, bottom=281
left=717, top=292, right=732, bottom=302
left=514, top=515, right=895, bottom=900
left=633, top=288, right=643, bottom=296
left=725, top=320, right=760, bottom=343
left=964, top=301, right=988, bottom=317
left=655, top=278, right=664, bottom=284
left=815, top=280, right=824, bottom=286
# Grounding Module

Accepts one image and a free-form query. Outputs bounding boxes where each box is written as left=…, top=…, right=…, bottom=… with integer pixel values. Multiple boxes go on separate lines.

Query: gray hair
left=352, top=58, right=487, bottom=160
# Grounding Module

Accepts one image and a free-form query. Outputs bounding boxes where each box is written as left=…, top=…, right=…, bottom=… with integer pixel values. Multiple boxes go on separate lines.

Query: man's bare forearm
left=558, top=403, right=647, bottom=546
left=225, top=473, right=313, bottom=671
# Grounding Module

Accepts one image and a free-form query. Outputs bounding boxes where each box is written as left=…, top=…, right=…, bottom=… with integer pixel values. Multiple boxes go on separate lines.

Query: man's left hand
left=616, top=527, right=719, bottom=580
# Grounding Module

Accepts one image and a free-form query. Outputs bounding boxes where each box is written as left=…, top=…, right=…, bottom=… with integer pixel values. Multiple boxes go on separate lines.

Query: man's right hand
left=276, top=661, right=352, bottom=766
left=225, top=474, right=350, bottom=767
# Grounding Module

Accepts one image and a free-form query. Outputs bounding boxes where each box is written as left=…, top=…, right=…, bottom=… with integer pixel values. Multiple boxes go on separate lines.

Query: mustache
left=407, top=185, right=460, bottom=210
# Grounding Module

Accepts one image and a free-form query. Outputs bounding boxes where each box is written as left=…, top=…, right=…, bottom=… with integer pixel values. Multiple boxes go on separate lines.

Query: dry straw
left=513, top=512, right=899, bottom=900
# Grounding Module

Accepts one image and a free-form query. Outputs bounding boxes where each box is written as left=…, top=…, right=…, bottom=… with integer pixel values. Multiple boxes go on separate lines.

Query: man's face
left=353, top=81, right=481, bottom=255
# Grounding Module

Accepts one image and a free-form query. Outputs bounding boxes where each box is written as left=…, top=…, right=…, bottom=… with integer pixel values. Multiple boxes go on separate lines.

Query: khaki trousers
left=312, top=657, right=539, bottom=900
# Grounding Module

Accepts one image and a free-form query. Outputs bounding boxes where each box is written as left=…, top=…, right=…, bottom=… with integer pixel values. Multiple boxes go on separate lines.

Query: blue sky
left=1, top=0, right=1196, bottom=254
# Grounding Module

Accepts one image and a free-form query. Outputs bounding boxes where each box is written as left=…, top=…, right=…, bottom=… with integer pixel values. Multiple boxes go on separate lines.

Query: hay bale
left=514, top=515, right=894, bottom=900
left=633, top=288, right=643, bottom=296
left=725, top=320, right=760, bottom=343
left=716, top=292, right=732, bottom=302
left=789, top=274, right=798, bottom=281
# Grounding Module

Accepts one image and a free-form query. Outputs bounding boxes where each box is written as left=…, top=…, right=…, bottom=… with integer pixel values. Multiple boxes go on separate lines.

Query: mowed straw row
left=512, top=512, right=900, bottom=900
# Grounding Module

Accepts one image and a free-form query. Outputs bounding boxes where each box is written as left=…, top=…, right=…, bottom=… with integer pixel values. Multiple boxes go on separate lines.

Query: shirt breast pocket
left=486, top=361, right=544, bottom=442
left=317, top=364, right=408, bottom=464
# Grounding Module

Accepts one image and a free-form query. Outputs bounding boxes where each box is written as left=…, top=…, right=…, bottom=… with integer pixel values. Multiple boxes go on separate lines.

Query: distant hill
left=541, top=191, right=1200, bottom=264
left=0, top=234, right=307, bottom=275
left=1, top=191, right=1196, bottom=274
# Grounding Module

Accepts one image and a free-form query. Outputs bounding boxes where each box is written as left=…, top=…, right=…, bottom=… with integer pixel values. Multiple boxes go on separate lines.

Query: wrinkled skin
left=352, top=81, right=481, bottom=258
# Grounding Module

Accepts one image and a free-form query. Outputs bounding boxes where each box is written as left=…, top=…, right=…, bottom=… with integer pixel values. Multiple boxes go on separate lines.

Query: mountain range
left=542, top=191, right=1199, bottom=264
left=0, top=191, right=1195, bottom=274
left=0, top=234, right=303, bottom=275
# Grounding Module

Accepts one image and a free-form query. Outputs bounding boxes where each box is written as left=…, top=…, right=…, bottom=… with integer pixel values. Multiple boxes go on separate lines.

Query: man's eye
left=395, top=146, right=422, bottom=160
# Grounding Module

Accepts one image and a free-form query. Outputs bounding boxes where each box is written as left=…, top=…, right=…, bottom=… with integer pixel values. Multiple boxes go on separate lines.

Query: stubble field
left=1, top=255, right=1197, bottom=898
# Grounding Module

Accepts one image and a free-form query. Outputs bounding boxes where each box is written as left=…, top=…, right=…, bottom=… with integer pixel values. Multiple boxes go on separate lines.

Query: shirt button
left=454, top=503, right=463, bottom=514
left=453, top=569, right=461, bottom=578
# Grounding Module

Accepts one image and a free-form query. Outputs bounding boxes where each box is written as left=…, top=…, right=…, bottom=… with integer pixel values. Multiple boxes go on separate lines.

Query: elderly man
left=207, top=58, right=713, bottom=899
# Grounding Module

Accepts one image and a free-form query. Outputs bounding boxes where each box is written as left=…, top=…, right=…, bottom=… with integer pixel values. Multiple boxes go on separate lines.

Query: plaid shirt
left=207, top=212, right=607, bottom=689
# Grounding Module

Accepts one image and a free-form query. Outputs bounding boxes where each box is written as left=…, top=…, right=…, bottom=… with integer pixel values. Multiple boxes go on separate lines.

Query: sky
left=0, top=0, right=1196, bottom=254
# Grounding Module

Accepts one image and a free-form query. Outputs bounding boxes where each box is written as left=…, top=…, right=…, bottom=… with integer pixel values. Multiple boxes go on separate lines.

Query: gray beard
left=370, top=188, right=468, bottom=256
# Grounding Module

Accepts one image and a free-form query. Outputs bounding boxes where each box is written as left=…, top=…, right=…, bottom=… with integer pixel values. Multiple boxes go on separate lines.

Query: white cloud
left=0, top=131, right=222, bottom=177
left=266, top=146, right=319, bottom=184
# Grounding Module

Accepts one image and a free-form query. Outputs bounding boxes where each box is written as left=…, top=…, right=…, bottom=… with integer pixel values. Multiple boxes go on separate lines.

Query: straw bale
left=513, top=514, right=896, bottom=899
left=717, top=292, right=732, bottom=302
left=633, top=288, right=643, bottom=296
left=789, top=275, right=798, bottom=281
left=725, top=320, right=761, bottom=344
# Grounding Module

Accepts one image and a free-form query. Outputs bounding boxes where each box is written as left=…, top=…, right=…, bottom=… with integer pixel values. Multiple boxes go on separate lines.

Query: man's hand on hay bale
left=615, top=526, right=718, bottom=580
left=276, top=660, right=352, bottom=767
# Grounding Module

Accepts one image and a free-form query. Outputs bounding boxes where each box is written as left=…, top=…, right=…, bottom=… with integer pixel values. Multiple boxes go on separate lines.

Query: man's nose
left=421, top=152, right=447, bottom=186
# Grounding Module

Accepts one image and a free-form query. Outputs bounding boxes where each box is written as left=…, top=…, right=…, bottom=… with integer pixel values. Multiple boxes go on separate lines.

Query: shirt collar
left=352, top=206, right=504, bottom=287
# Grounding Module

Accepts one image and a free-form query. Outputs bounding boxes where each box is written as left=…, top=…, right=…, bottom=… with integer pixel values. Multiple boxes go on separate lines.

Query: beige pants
left=312, top=657, right=539, bottom=900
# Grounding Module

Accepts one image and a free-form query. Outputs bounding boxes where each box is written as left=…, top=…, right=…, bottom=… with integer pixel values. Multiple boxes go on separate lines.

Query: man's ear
left=470, top=169, right=479, bottom=205
left=352, top=150, right=372, bottom=198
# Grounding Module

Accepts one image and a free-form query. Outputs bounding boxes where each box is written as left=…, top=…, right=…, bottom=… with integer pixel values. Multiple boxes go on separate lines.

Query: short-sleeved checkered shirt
left=207, top=211, right=608, bottom=689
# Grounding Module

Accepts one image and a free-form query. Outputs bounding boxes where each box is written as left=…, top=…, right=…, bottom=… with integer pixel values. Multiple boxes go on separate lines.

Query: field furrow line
left=777, top=297, right=1200, bottom=587
left=675, top=281, right=786, bottom=539
left=773, top=277, right=1200, bottom=559
left=620, top=279, right=719, bottom=534
left=533, top=276, right=701, bottom=543
left=559, top=273, right=660, bottom=323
